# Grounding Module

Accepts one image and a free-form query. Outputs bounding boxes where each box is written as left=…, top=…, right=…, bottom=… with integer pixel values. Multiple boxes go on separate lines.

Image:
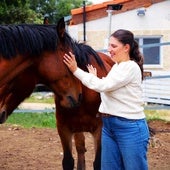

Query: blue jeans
left=101, top=116, right=150, bottom=170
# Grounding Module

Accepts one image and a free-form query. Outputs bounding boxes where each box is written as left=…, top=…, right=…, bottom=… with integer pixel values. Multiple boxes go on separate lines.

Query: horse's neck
left=80, top=53, right=114, bottom=105
left=97, top=52, right=114, bottom=77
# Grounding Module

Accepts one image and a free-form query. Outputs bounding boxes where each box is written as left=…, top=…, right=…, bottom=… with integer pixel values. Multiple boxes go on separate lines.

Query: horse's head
left=35, top=50, right=82, bottom=108
left=26, top=18, right=83, bottom=108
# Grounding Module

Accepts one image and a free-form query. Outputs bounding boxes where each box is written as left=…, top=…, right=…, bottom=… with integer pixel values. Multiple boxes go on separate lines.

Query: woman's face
left=108, top=36, right=129, bottom=63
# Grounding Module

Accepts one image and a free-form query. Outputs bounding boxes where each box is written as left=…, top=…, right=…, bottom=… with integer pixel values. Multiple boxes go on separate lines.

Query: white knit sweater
left=74, top=60, right=145, bottom=119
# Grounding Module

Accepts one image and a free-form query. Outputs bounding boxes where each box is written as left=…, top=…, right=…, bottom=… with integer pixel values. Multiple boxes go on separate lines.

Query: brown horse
left=0, top=22, right=82, bottom=108
left=0, top=18, right=114, bottom=170
left=0, top=53, right=113, bottom=170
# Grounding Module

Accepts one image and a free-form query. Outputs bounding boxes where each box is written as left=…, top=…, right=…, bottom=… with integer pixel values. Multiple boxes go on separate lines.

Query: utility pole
left=104, top=4, right=123, bottom=49
left=83, top=0, right=86, bottom=43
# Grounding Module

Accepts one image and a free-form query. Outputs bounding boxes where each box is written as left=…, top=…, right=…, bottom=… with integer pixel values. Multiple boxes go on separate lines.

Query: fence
left=142, top=75, right=170, bottom=105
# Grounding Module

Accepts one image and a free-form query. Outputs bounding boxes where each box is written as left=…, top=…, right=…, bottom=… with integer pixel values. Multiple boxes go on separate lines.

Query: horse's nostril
left=67, top=95, right=81, bottom=107
left=67, top=96, right=76, bottom=107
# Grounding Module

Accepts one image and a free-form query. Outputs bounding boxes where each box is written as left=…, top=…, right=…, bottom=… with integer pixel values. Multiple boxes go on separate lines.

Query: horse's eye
left=60, top=47, right=65, bottom=51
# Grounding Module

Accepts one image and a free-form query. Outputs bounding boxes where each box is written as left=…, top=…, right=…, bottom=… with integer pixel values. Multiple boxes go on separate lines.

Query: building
left=68, top=0, right=170, bottom=74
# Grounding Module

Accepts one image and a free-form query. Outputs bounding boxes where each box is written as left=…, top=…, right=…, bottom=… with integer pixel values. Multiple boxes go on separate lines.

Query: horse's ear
left=57, top=17, right=65, bottom=38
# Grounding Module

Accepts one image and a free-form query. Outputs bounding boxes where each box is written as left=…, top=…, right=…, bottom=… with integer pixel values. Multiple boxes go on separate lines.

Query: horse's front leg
left=57, top=127, right=74, bottom=170
left=91, top=121, right=102, bottom=170
left=74, top=132, right=86, bottom=170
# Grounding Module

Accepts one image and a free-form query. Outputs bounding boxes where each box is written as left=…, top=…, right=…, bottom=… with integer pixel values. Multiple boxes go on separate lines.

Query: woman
left=63, top=29, right=150, bottom=170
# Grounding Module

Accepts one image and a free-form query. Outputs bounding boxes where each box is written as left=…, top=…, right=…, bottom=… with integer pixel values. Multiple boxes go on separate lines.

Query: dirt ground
left=0, top=120, right=169, bottom=170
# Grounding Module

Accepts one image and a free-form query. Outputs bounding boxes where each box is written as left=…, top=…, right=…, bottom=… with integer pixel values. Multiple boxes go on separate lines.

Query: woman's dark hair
left=111, top=29, right=144, bottom=80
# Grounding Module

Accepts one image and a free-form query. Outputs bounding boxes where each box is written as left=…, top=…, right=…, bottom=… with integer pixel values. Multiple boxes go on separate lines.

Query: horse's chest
left=59, top=113, right=101, bottom=132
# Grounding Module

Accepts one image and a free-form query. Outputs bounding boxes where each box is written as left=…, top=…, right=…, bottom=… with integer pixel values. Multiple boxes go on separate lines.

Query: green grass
left=4, top=110, right=169, bottom=129
left=4, top=93, right=56, bottom=128
left=144, top=110, right=170, bottom=122
left=5, top=112, right=56, bottom=128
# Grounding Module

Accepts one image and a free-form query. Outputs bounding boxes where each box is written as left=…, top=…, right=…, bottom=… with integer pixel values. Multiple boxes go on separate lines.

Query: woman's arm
left=63, top=52, right=137, bottom=93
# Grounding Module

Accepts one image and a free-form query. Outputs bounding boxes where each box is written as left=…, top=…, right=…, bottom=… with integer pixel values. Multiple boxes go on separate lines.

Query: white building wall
left=68, top=1, right=170, bottom=39
left=68, top=1, right=170, bottom=72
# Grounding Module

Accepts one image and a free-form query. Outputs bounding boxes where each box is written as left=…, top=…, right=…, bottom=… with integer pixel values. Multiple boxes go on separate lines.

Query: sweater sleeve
left=73, top=61, right=140, bottom=92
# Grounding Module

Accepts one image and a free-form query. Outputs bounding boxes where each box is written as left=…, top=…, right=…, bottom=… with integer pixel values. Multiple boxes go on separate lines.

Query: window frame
left=135, top=36, right=163, bottom=69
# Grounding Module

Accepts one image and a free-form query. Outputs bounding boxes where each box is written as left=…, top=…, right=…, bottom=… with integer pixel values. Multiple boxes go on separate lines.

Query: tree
left=29, top=0, right=57, bottom=23
left=29, top=0, right=85, bottom=24
left=0, top=0, right=92, bottom=24
left=55, top=0, right=84, bottom=22
left=0, top=0, right=43, bottom=24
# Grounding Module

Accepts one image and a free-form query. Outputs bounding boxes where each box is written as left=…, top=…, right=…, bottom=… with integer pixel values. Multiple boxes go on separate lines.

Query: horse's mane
left=63, top=32, right=105, bottom=70
left=0, top=22, right=106, bottom=70
left=0, top=24, right=59, bottom=59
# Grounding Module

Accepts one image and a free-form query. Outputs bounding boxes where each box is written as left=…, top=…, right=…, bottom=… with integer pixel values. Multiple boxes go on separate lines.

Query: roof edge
left=71, top=0, right=130, bottom=15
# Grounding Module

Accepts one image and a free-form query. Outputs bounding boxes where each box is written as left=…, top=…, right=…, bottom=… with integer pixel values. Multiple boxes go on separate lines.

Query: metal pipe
left=83, top=0, right=86, bottom=42
left=106, top=10, right=113, bottom=39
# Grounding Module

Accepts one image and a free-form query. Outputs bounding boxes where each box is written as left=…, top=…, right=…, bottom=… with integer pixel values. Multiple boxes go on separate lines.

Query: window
left=135, top=36, right=162, bottom=68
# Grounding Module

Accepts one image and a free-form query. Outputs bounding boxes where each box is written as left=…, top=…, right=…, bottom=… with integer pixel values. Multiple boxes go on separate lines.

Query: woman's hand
left=87, top=64, right=97, bottom=76
left=63, top=52, right=77, bottom=73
